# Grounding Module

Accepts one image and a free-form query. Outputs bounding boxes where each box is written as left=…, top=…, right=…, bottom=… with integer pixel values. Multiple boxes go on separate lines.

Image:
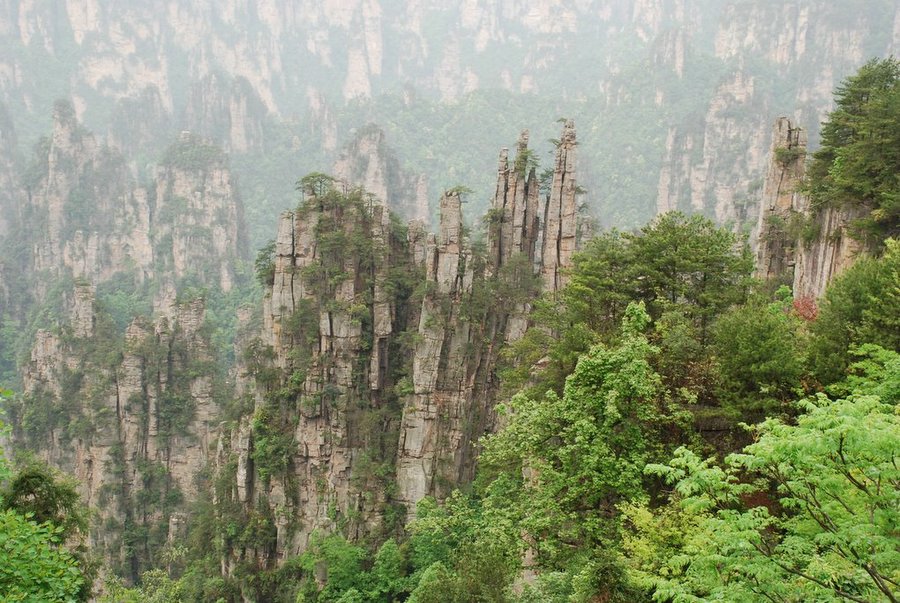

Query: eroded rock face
left=154, top=134, right=246, bottom=293
left=7, top=105, right=248, bottom=582
left=753, top=117, right=807, bottom=284
left=29, top=102, right=153, bottom=291
left=333, top=125, right=430, bottom=222
left=22, top=105, right=244, bottom=297
left=221, top=122, right=582, bottom=571
left=752, top=117, right=868, bottom=300
left=17, top=287, right=220, bottom=581
left=792, top=202, right=867, bottom=300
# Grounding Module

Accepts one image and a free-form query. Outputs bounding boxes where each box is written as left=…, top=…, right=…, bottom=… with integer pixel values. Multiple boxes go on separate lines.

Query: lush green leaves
left=811, top=238, right=900, bottom=383
left=0, top=509, right=85, bottom=602
left=806, top=58, right=900, bottom=242
left=630, top=356, right=900, bottom=602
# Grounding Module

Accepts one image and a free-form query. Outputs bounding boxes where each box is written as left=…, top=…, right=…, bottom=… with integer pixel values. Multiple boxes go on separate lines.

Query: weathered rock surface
left=752, top=117, right=868, bottom=299
left=21, top=105, right=243, bottom=297
left=333, top=125, right=430, bottom=223
left=221, top=122, right=583, bottom=570
left=753, top=117, right=807, bottom=284
left=17, top=287, right=221, bottom=581
left=6, top=105, right=248, bottom=582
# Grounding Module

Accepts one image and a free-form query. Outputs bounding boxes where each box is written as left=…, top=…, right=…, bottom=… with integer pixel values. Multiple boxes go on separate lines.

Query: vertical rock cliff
left=220, top=122, right=582, bottom=572
left=753, top=117, right=808, bottom=285
left=15, top=285, right=222, bottom=581
left=6, top=104, right=249, bottom=581
left=753, top=117, right=868, bottom=299
left=332, top=125, right=430, bottom=223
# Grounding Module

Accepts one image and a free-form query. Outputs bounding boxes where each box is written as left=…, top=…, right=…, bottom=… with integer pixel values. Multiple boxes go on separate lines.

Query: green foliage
left=0, top=418, right=91, bottom=602
left=711, top=294, right=807, bottom=413
left=297, top=172, right=336, bottom=198
left=512, top=148, right=539, bottom=176
left=255, top=239, right=277, bottom=287
left=95, top=272, right=153, bottom=331
left=444, top=185, right=474, bottom=198
left=773, top=145, right=804, bottom=165
left=0, top=508, right=85, bottom=602
left=810, top=238, right=900, bottom=383
left=505, top=212, right=753, bottom=396
left=806, top=57, right=900, bottom=243
left=99, top=569, right=186, bottom=603
left=250, top=405, right=297, bottom=483
left=1, top=463, right=88, bottom=541
left=161, top=135, right=226, bottom=171
left=631, top=359, right=900, bottom=601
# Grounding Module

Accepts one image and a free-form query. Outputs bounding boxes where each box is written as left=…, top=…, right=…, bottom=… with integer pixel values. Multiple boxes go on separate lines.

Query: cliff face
left=218, top=122, right=580, bottom=572
left=753, top=117, right=808, bottom=285
left=6, top=105, right=248, bottom=581
left=21, top=104, right=243, bottom=297
left=752, top=117, right=867, bottom=300
left=332, top=125, right=429, bottom=223
left=2, top=1, right=897, bottom=235
left=16, top=285, right=221, bottom=580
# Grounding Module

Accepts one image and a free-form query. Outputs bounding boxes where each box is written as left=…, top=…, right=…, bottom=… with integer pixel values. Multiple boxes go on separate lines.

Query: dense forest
left=1, top=49, right=899, bottom=603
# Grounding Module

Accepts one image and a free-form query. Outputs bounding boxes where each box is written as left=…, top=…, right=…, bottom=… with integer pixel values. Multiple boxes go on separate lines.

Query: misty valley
left=0, top=2, right=898, bottom=602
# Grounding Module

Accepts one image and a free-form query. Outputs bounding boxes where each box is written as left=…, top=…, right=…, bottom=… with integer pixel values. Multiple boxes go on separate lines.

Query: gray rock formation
left=17, top=287, right=220, bottom=581
left=333, top=125, right=430, bottom=222
left=753, top=117, right=808, bottom=284
left=221, top=122, right=583, bottom=571
left=752, top=117, right=868, bottom=300
left=6, top=105, right=249, bottom=582
left=541, top=119, right=579, bottom=293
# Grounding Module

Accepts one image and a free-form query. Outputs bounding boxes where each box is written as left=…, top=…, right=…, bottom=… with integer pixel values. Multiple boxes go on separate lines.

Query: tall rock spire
left=753, top=117, right=807, bottom=284
left=540, top=119, right=578, bottom=293
left=752, top=117, right=868, bottom=300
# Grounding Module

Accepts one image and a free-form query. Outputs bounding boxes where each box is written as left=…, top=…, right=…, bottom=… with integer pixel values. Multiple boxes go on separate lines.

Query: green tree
left=504, top=212, right=752, bottom=396
left=479, top=303, right=677, bottom=601
left=806, top=57, right=900, bottom=242
left=628, top=348, right=900, bottom=601
left=810, top=238, right=900, bottom=383
left=711, top=292, right=807, bottom=414
left=0, top=508, right=85, bottom=602
left=0, top=407, right=87, bottom=601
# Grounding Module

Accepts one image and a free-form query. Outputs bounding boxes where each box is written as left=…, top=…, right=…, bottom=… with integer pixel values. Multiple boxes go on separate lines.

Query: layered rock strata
left=222, top=122, right=581, bottom=570
left=753, top=117, right=868, bottom=299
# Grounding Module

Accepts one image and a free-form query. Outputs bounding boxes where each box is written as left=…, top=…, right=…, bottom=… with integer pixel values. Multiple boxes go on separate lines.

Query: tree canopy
left=807, top=57, right=900, bottom=243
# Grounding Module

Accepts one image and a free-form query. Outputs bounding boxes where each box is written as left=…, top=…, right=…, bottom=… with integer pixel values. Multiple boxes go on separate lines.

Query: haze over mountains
left=2, top=0, right=898, bottom=243
left=1, top=2, right=899, bottom=601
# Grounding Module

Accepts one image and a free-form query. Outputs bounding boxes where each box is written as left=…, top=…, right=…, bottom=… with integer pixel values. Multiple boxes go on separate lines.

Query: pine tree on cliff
left=806, top=57, right=900, bottom=244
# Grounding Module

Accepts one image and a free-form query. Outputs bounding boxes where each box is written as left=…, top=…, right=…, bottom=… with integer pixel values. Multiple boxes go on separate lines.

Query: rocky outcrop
left=792, top=201, right=867, bottom=300
left=753, top=117, right=807, bottom=284
left=221, top=122, right=582, bottom=570
left=16, top=286, right=221, bottom=581
left=752, top=117, right=867, bottom=299
left=6, top=105, right=248, bottom=582
left=541, top=119, right=579, bottom=293
left=22, top=107, right=244, bottom=299
left=154, top=133, right=246, bottom=293
left=333, top=125, right=430, bottom=222
left=28, top=101, right=152, bottom=291
left=184, top=74, right=268, bottom=154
